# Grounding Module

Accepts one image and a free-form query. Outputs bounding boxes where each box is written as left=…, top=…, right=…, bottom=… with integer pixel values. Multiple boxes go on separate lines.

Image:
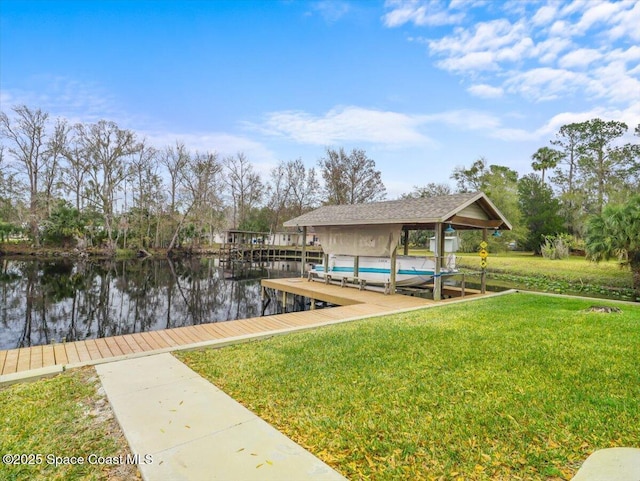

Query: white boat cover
left=314, top=224, right=403, bottom=257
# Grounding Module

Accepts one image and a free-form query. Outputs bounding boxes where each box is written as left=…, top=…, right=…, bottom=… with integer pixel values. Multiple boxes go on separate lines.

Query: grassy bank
left=177, top=293, right=640, bottom=480
left=0, top=368, right=139, bottom=481
left=411, top=250, right=636, bottom=301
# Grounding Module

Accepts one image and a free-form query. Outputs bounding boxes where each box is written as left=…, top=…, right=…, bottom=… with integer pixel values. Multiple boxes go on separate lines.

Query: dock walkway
left=0, top=278, right=480, bottom=382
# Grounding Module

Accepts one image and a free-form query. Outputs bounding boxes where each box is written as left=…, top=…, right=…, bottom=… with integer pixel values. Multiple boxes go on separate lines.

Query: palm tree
left=531, top=147, right=562, bottom=184
left=585, top=195, right=640, bottom=297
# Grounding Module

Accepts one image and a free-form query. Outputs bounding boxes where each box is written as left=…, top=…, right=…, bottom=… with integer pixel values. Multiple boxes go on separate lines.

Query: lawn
left=0, top=367, right=139, bottom=481
left=177, top=292, right=640, bottom=480
left=410, top=250, right=636, bottom=300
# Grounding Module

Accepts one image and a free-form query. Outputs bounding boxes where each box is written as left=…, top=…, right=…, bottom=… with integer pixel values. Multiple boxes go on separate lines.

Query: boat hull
left=311, top=255, right=451, bottom=287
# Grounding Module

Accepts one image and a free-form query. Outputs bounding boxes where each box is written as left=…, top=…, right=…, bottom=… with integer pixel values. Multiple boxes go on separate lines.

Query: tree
left=531, top=146, right=561, bottom=184
left=42, top=118, right=69, bottom=217
left=451, top=157, right=487, bottom=193
left=401, top=182, right=452, bottom=199
left=451, top=157, right=522, bottom=250
left=224, top=153, right=263, bottom=228
left=518, top=174, right=564, bottom=254
left=61, top=124, right=91, bottom=211
left=585, top=195, right=640, bottom=297
left=0, top=106, right=50, bottom=245
left=286, top=159, right=319, bottom=216
left=129, top=142, right=163, bottom=248
left=265, top=161, right=291, bottom=235
left=575, top=118, right=629, bottom=215
left=160, top=141, right=189, bottom=214
left=451, top=158, right=520, bottom=230
left=168, top=151, right=224, bottom=251
left=0, top=145, right=23, bottom=227
left=78, top=120, right=142, bottom=250
left=318, top=147, right=385, bottom=205
left=551, top=123, right=585, bottom=235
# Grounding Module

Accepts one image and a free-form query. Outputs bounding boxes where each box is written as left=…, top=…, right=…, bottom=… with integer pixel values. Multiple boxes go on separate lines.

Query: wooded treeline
left=0, top=105, right=384, bottom=251
left=1, top=105, right=638, bottom=258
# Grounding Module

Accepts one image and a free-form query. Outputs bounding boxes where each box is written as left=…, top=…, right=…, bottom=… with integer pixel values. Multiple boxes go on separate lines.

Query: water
left=0, top=257, right=302, bottom=350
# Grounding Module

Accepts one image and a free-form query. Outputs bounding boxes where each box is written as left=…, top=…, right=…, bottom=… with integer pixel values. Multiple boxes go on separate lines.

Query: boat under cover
left=310, top=254, right=456, bottom=287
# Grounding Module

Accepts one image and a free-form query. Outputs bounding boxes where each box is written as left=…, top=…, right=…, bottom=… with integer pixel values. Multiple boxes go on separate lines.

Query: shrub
left=541, top=234, right=571, bottom=259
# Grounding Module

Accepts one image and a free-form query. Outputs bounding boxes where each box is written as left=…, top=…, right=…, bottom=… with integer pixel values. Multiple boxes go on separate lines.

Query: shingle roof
left=283, top=191, right=511, bottom=230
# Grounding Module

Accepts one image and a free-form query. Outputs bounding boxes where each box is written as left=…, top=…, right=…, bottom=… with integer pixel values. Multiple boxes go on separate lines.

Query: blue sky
left=1, top=0, right=639, bottom=198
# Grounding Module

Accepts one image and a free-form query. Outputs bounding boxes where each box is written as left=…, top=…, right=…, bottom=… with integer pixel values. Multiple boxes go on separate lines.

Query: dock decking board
left=1, top=277, right=484, bottom=378
left=75, top=342, right=92, bottom=363
left=53, top=343, right=68, bottom=365
left=64, top=342, right=81, bottom=365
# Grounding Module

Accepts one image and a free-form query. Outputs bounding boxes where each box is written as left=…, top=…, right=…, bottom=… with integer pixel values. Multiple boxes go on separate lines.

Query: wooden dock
left=0, top=278, right=483, bottom=381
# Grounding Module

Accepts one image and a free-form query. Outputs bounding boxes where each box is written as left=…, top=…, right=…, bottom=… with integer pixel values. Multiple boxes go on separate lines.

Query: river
left=0, top=257, right=301, bottom=350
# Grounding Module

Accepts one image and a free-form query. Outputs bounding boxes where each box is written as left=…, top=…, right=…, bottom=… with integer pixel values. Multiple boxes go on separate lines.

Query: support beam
left=447, top=215, right=503, bottom=229
left=389, top=245, right=397, bottom=295
left=300, top=227, right=307, bottom=277
left=481, top=228, right=487, bottom=294
left=433, top=223, right=443, bottom=301
left=403, top=229, right=409, bottom=256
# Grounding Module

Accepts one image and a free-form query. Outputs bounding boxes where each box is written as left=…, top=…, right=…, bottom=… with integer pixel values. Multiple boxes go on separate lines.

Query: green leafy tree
left=575, top=118, right=629, bottom=215
left=585, top=195, right=640, bottom=297
left=531, top=146, right=562, bottom=184
left=518, top=174, right=564, bottom=255
left=551, top=123, right=584, bottom=235
left=452, top=158, right=522, bottom=250
left=41, top=200, right=90, bottom=247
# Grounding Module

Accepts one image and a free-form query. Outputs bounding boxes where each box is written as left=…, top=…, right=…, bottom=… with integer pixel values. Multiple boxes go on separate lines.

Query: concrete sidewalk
left=95, top=353, right=346, bottom=481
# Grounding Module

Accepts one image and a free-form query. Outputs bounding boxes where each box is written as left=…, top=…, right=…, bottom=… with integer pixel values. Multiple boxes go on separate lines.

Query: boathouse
left=283, top=191, right=511, bottom=300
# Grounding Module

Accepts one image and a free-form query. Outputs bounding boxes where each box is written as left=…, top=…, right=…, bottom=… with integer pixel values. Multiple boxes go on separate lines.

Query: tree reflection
left=0, top=257, right=293, bottom=349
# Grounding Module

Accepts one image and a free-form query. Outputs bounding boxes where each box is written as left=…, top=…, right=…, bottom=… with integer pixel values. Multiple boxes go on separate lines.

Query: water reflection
left=0, top=257, right=299, bottom=350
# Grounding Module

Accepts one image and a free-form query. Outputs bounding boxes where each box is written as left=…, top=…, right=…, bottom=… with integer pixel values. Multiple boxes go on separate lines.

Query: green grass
left=410, top=250, right=636, bottom=300
left=177, top=293, right=640, bottom=480
left=0, top=368, right=139, bottom=481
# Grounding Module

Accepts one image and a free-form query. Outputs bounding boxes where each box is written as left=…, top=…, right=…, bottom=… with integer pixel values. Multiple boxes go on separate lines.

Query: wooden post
left=403, top=229, right=409, bottom=256
left=300, top=226, right=307, bottom=277
left=311, top=298, right=316, bottom=310
left=389, top=245, right=397, bottom=295
left=434, top=223, right=443, bottom=301
left=481, top=228, right=487, bottom=294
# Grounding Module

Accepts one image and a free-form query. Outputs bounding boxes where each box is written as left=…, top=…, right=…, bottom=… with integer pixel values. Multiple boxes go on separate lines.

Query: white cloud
left=533, top=37, right=574, bottom=64
left=467, top=83, right=504, bottom=98
left=424, top=109, right=502, bottom=131
left=0, top=76, right=119, bottom=124
left=308, top=1, right=351, bottom=23
left=436, top=51, right=499, bottom=72
left=531, top=4, right=558, bottom=26
left=607, top=0, right=640, bottom=41
left=504, top=67, right=591, bottom=101
left=558, top=48, right=602, bottom=69
left=251, top=106, right=434, bottom=146
left=382, top=0, right=464, bottom=27
left=537, top=101, right=640, bottom=139
left=385, top=0, right=640, bottom=114
left=572, top=1, right=624, bottom=36
left=142, top=131, right=277, bottom=163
